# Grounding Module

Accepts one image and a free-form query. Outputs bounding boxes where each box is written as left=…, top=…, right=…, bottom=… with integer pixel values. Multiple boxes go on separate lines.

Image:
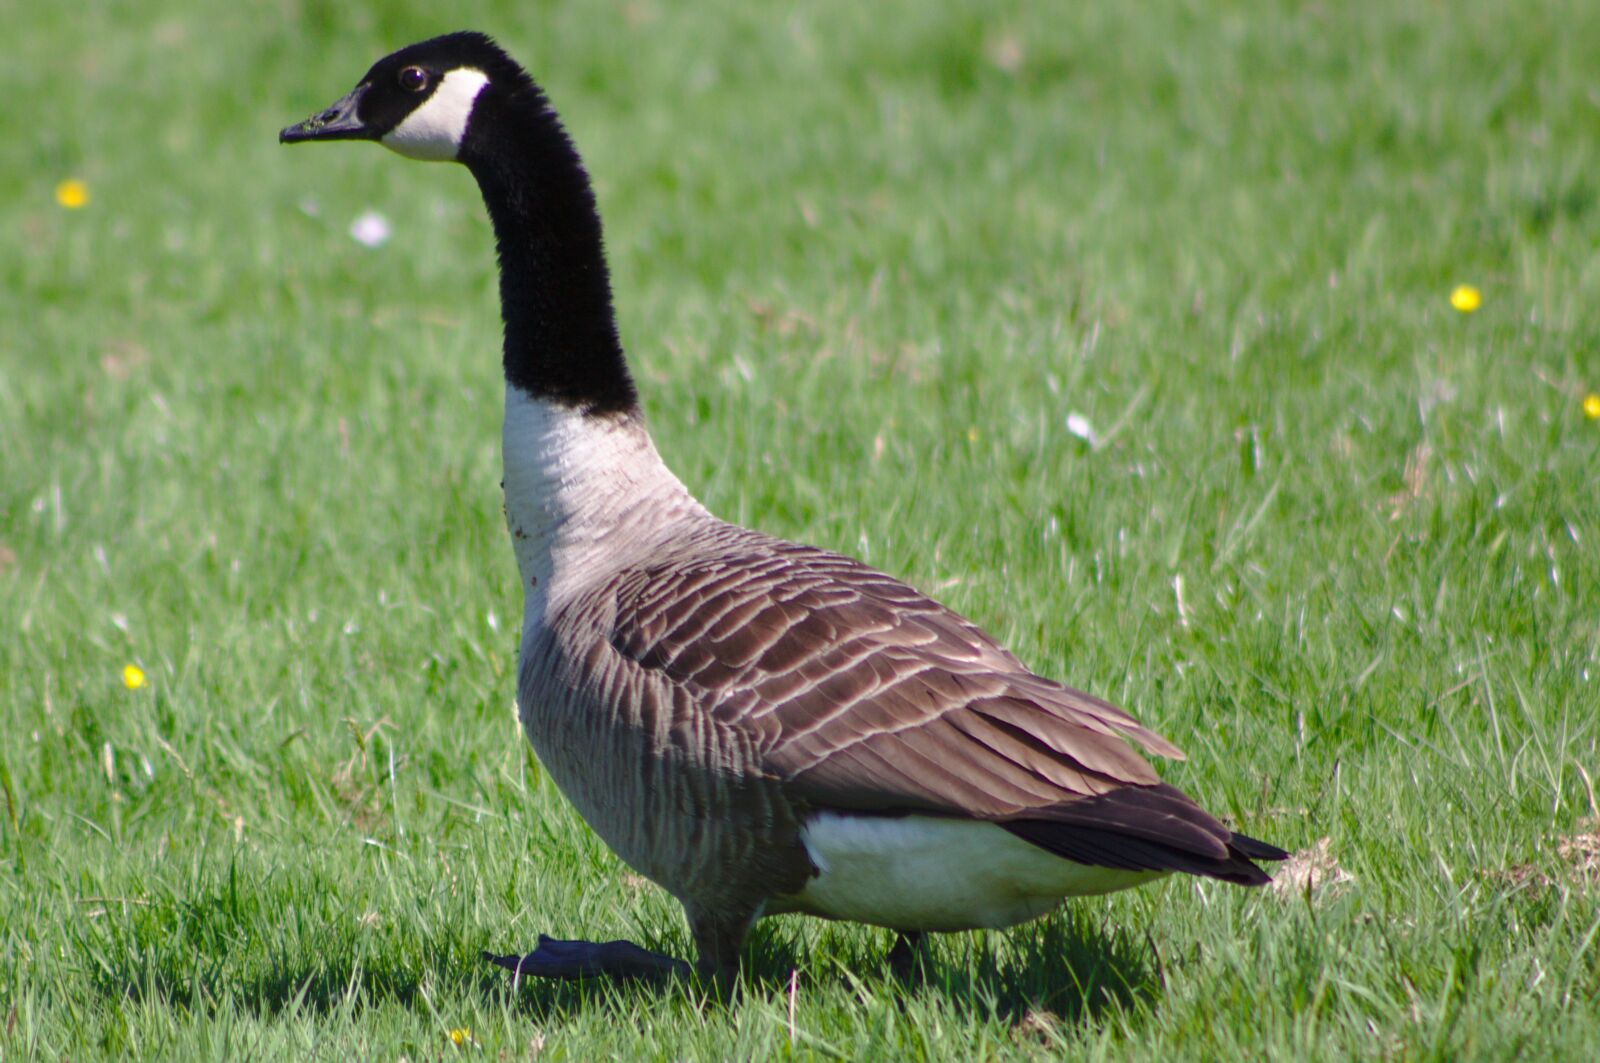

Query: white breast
left=501, top=386, right=706, bottom=626
left=773, top=813, right=1162, bottom=931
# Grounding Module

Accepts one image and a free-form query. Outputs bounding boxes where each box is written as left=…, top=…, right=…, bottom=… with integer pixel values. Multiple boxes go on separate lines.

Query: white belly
left=770, top=813, right=1163, bottom=931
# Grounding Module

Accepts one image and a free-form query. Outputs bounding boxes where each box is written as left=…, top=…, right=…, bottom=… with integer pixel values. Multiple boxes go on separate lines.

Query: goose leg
left=688, top=906, right=758, bottom=997
left=888, top=930, right=927, bottom=980
left=483, top=935, right=691, bottom=983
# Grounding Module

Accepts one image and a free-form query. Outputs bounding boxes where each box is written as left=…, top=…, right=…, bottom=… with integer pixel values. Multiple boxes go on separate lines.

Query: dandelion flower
left=449, top=1027, right=474, bottom=1047
left=1584, top=394, right=1600, bottom=421
left=55, top=178, right=90, bottom=209
left=1449, top=284, right=1481, bottom=313
left=122, top=664, right=147, bottom=690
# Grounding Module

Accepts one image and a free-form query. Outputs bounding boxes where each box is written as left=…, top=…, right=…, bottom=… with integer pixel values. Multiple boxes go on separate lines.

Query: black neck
left=459, top=85, right=638, bottom=416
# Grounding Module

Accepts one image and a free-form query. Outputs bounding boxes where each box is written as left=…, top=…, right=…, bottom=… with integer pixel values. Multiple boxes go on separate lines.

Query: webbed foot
left=484, top=934, right=691, bottom=983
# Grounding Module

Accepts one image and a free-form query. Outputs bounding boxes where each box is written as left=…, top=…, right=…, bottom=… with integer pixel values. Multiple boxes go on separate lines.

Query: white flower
left=1065, top=412, right=1098, bottom=446
left=349, top=210, right=392, bottom=248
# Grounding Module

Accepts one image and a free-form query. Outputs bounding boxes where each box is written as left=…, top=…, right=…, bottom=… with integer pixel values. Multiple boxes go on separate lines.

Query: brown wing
left=602, top=524, right=1184, bottom=805
left=596, top=522, right=1284, bottom=882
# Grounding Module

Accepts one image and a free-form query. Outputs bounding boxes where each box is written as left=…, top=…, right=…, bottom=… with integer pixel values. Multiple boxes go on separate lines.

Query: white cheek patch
left=381, top=68, right=490, bottom=161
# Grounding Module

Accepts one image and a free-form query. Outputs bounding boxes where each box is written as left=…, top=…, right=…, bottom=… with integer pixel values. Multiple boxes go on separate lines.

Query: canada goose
left=281, top=31, right=1287, bottom=989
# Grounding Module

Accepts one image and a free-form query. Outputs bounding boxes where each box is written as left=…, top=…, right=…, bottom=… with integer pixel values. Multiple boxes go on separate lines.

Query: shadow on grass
left=971, top=910, right=1160, bottom=1025
left=785, top=907, right=1159, bottom=1026
left=82, top=901, right=1154, bottom=1028
left=482, top=906, right=1157, bottom=1027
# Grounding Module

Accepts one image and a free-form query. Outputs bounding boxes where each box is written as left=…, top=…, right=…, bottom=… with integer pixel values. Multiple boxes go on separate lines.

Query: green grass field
left=5, top=0, right=1600, bottom=1057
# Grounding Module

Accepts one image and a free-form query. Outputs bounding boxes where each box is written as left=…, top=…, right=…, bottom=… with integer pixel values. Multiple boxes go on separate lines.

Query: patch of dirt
left=1556, top=826, right=1600, bottom=880
left=1386, top=441, right=1433, bottom=520
left=1269, top=837, right=1354, bottom=899
left=329, top=717, right=395, bottom=832
left=1011, top=1008, right=1061, bottom=1046
left=100, top=340, right=149, bottom=380
left=1497, top=821, right=1600, bottom=890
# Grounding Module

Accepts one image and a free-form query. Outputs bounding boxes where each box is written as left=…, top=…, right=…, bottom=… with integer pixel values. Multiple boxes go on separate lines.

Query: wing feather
left=599, top=525, right=1178, bottom=812
left=579, top=521, right=1280, bottom=877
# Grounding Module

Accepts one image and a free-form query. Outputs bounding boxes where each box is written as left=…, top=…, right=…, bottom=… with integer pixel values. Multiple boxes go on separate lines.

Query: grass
left=3, top=0, right=1600, bottom=1057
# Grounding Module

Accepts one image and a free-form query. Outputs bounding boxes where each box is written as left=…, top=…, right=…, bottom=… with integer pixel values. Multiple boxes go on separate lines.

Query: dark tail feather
left=1002, top=820, right=1281, bottom=886
left=1228, top=830, right=1290, bottom=863
left=998, top=785, right=1289, bottom=887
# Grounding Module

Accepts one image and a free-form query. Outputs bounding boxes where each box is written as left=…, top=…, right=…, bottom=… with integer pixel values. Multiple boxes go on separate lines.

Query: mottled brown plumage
left=524, top=508, right=1282, bottom=950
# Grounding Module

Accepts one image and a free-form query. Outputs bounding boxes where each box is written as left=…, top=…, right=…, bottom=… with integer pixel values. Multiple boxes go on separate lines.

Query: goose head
left=280, top=32, right=640, bottom=416
left=280, top=31, right=527, bottom=162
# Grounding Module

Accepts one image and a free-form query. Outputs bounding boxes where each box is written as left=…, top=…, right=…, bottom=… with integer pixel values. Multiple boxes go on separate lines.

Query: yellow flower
left=1584, top=394, right=1600, bottom=420
left=966, top=427, right=980, bottom=443
left=1449, top=284, right=1481, bottom=313
left=55, top=178, right=90, bottom=209
left=122, top=664, right=147, bottom=690
left=449, top=1027, right=474, bottom=1047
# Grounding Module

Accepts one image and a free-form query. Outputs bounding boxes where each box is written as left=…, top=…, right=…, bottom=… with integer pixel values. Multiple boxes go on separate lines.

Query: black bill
left=280, top=85, right=371, bottom=143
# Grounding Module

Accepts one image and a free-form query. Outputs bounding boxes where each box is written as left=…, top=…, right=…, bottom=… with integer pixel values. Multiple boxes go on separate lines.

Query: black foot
left=484, top=934, right=691, bottom=983
left=888, top=931, right=927, bottom=981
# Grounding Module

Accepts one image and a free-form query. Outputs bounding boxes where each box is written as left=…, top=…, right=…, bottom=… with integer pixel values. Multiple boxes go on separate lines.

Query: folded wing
left=593, top=523, right=1284, bottom=881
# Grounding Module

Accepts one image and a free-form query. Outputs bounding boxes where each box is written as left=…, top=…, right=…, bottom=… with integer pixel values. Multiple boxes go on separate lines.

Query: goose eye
left=398, top=66, right=428, bottom=92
